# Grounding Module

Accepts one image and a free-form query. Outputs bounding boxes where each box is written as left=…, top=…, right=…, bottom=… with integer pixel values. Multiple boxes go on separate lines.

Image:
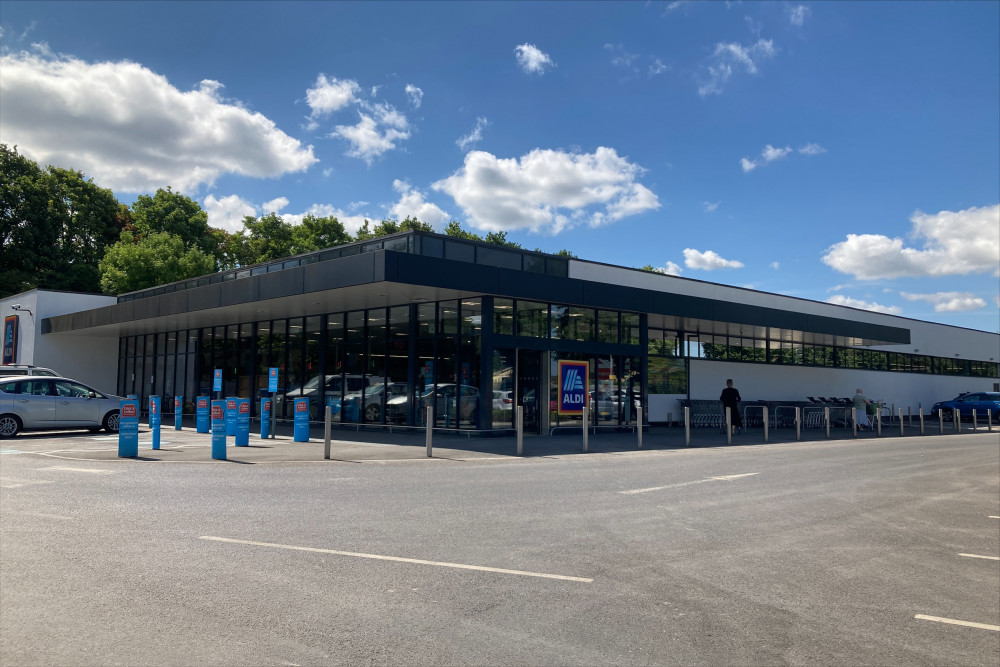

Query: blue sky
left=2, top=1, right=998, bottom=332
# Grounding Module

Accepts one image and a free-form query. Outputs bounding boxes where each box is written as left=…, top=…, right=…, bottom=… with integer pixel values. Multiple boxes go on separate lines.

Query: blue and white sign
left=260, top=397, right=271, bottom=439
left=211, top=400, right=227, bottom=460
left=268, top=367, right=279, bottom=393
left=196, top=396, right=210, bottom=433
left=213, top=369, right=223, bottom=393
left=174, top=395, right=183, bottom=431
left=235, top=398, right=250, bottom=447
left=117, top=399, right=139, bottom=458
left=149, top=395, right=161, bottom=450
left=225, top=397, right=237, bottom=436
left=293, top=398, right=310, bottom=442
left=557, top=360, right=588, bottom=416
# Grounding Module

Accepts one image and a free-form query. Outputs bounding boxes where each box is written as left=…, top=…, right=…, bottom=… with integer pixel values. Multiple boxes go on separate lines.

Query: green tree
left=240, top=212, right=295, bottom=263
left=291, top=214, right=351, bottom=253
left=130, top=188, right=217, bottom=261
left=99, top=231, right=216, bottom=294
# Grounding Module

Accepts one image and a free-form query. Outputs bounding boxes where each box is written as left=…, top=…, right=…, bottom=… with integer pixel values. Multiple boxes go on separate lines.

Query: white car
left=0, top=375, right=122, bottom=437
left=0, top=365, right=58, bottom=377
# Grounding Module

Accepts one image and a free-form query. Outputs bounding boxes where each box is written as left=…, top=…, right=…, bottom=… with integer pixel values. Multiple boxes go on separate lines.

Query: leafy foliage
left=99, top=231, right=216, bottom=294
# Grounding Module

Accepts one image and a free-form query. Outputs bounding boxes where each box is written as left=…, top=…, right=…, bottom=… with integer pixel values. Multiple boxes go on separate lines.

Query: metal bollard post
left=899, top=408, right=904, bottom=436
left=852, top=407, right=858, bottom=438
left=323, top=405, right=332, bottom=460
left=684, top=406, right=691, bottom=447
left=825, top=407, right=830, bottom=439
left=954, top=409, right=960, bottom=432
left=425, top=405, right=433, bottom=457
left=795, top=407, right=801, bottom=441
left=988, top=410, right=993, bottom=432
left=582, top=405, right=589, bottom=452
left=270, top=400, right=276, bottom=440
left=908, top=407, right=913, bottom=429
left=516, top=406, right=523, bottom=456
left=972, top=410, right=977, bottom=432
left=637, top=403, right=643, bottom=449
left=876, top=409, right=882, bottom=436
left=763, top=406, right=769, bottom=443
left=726, top=407, right=732, bottom=445
left=919, top=408, right=924, bottom=434
left=938, top=409, right=943, bottom=434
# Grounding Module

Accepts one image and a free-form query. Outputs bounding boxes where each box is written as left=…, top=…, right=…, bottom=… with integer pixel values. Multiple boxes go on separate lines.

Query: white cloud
left=649, top=57, right=669, bottom=76
left=405, top=84, right=423, bottom=108
left=456, top=117, right=489, bottom=150
left=702, top=201, right=720, bottom=212
left=742, top=143, right=822, bottom=171
left=0, top=50, right=317, bottom=193
left=262, top=197, right=289, bottom=213
left=305, top=74, right=360, bottom=121
left=432, top=147, right=659, bottom=234
left=388, top=180, right=450, bottom=227
left=698, top=39, right=776, bottom=96
left=604, top=43, right=638, bottom=69
left=663, top=261, right=683, bottom=276
left=787, top=5, right=811, bottom=27
left=798, top=143, right=826, bottom=155
left=900, top=291, right=987, bottom=312
left=514, top=43, right=555, bottom=75
left=769, top=261, right=780, bottom=270
left=332, top=103, right=410, bottom=164
left=683, top=248, right=744, bottom=270
left=762, top=144, right=792, bottom=162
left=740, top=157, right=759, bottom=173
left=822, top=204, right=1000, bottom=280
left=279, top=203, right=371, bottom=236
left=203, top=194, right=258, bottom=233
left=826, top=295, right=902, bottom=315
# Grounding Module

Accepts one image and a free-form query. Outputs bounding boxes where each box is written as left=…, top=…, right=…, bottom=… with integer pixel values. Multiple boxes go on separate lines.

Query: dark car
left=930, top=392, right=1000, bottom=422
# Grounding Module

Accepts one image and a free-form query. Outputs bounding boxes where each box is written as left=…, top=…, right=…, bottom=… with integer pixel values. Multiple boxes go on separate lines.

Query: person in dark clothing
left=720, top=378, right=742, bottom=435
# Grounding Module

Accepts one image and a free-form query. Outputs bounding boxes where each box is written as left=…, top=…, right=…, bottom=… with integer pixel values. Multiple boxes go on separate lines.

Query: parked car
left=333, top=382, right=408, bottom=422
left=0, top=375, right=122, bottom=437
left=492, top=390, right=513, bottom=411
left=278, top=374, right=378, bottom=419
left=386, top=384, right=480, bottom=425
left=931, top=392, right=1000, bottom=422
left=0, top=365, right=58, bottom=377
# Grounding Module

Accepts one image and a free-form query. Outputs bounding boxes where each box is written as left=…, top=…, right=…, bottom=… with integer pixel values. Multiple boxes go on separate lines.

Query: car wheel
left=0, top=414, right=21, bottom=438
left=103, top=411, right=120, bottom=433
left=364, top=403, right=381, bottom=423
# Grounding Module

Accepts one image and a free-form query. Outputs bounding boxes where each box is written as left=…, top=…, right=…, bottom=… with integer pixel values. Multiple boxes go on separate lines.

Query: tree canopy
left=99, top=231, right=216, bottom=294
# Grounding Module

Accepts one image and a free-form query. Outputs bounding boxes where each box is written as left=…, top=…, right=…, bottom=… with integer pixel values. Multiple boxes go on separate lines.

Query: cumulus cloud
left=787, top=5, right=811, bottom=27
left=822, top=204, right=1000, bottom=280
left=405, top=84, right=423, bottom=108
left=826, top=295, right=902, bottom=315
left=683, top=248, right=744, bottom=270
left=649, top=57, right=669, bottom=76
left=203, top=194, right=258, bottom=233
left=456, top=117, right=489, bottom=150
left=769, top=261, right=780, bottom=270
left=262, top=197, right=289, bottom=214
left=514, top=43, right=555, bottom=75
left=332, top=103, right=410, bottom=164
left=0, top=49, right=317, bottom=193
left=900, top=291, right=987, bottom=312
left=741, top=142, right=824, bottom=171
left=388, top=180, right=450, bottom=227
left=698, top=39, right=776, bottom=96
left=305, top=74, right=360, bottom=123
left=605, top=43, right=639, bottom=69
left=432, top=147, right=659, bottom=234
left=663, top=261, right=683, bottom=276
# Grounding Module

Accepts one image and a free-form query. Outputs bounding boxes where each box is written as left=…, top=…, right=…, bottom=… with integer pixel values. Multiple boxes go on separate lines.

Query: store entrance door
left=516, top=349, right=542, bottom=434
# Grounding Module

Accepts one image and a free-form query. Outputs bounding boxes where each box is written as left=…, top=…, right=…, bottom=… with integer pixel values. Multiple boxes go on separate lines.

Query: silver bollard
left=637, top=404, right=643, bottom=449
left=989, top=410, right=993, bottom=432
left=763, top=406, right=769, bottom=443
left=876, top=409, right=882, bottom=436
left=425, top=405, right=433, bottom=457
left=582, top=405, right=589, bottom=452
left=908, top=407, right=913, bottom=429
left=938, top=409, right=943, bottom=434
left=919, top=408, right=924, bottom=434
left=972, top=409, right=977, bottom=432
left=323, top=405, right=332, bottom=459
left=795, top=407, right=801, bottom=441
left=684, top=406, right=691, bottom=447
left=852, top=407, right=858, bottom=438
left=726, top=407, right=732, bottom=445
left=954, top=409, right=960, bottom=432
left=270, top=399, right=277, bottom=439
left=825, top=406, right=831, bottom=439
left=516, top=405, right=523, bottom=456
left=899, top=408, right=904, bottom=436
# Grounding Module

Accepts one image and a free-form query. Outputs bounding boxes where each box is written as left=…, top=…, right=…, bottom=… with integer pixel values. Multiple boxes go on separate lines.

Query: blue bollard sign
left=149, top=395, right=161, bottom=450
left=235, top=398, right=250, bottom=446
left=196, top=396, right=210, bottom=433
left=118, top=399, right=139, bottom=458
left=225, top=397, right=237, bottom=436
left=211, top=400, right=227, bottom=460
left=268, top=367, right=278, bottom=393
left=213, top=369, right=222, bottom=394
left=174, top=395, right=183, bottom=431
left=260, top=398, right=271, bottom=439
left=293, top=398, right=310, bottom=442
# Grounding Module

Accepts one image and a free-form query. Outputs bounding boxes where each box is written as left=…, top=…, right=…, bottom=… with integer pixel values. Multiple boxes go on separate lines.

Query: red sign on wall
left=122, top=404, right=137, bottom=418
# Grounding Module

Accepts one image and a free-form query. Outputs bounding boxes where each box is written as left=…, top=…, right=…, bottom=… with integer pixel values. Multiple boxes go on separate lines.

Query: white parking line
left=620, top=472, right=758, bottom=495
left=38, top=466, right=115, bottom=474
left=200, top=536, right=593, bottom=583
left=989, top=516, right=999, bottom=519
left=915, top=614, right=1000, bottom=632
left=958, top=553, right=1000, bottom=561
left=0, top=478, right=55, bottom=489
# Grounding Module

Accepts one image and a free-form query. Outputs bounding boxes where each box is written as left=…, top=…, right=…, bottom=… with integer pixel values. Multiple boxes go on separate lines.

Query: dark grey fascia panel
left=111, top=300, right=134, bottom=324
left=390, top=251, right=501, bottom=293
left=259, top=266, right=305, bottom=301
left=714, top=301, right=760, bottom=327
left=499, top=269, right=583, bottom=304
left=221, top=274, right=259, bottom=306
left=650, top=291, right=713, bottom=320
left=187, top=283, right=222, bottom=312
left=304, top=252, right=378, bottom=292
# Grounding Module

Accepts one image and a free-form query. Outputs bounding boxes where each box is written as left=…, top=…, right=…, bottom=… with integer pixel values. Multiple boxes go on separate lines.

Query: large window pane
left=461, top=298, right=482, bottom=336
left=494, top=299, right=514, bottom=336
left=516, top=301, right=547, bottom=338
left=598, top=311, right=619, bottom=344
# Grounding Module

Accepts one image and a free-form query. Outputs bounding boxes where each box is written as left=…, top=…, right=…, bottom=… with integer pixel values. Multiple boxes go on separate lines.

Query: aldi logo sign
left=558, top=360, right=588, bottom=416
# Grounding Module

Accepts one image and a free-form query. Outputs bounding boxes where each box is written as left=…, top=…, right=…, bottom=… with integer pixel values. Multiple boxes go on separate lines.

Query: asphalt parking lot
left=2, top=424, right=998, bottom=665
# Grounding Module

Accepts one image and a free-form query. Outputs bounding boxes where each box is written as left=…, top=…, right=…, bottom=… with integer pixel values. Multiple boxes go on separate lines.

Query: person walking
left=853, top=388, right=871, bottom=430
left=720, top=379, right=743, bottom=435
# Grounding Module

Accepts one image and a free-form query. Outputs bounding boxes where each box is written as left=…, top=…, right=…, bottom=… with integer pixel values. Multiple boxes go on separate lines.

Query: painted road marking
left=1, top=478, right=55, bottom=489
left=620, top=472, right=759, bottom=495
left=200, top=536, right=593, bottom=583
left=38, top=466, right=114, bottom=474
left=989, top=516, right=999, bottom=519
left=0, top=449, right=23, bottom=454
left=958, top=553, right=1000, bottom=561
left=914, top=614, right=1000, bottom=632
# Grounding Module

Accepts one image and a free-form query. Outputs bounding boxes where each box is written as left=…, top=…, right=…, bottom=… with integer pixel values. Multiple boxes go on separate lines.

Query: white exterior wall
left=1, top=290, right=119, bottom=394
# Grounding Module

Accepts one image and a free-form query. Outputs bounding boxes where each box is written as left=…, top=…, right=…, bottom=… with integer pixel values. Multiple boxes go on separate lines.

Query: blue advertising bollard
left=118, top=399, right=139, bottom=458
left=174, top=395, right=183, bottom=431
left=260, top=397, right=271, bottom=439
left=236, top=398, right=250, bottom=447
left=225, top=397, right=238, bottom=436
left=196, top=396, right=210, bottom=433
left=149, top=395, right=161, bottom=450
left=211, top=400, right=227, bottom=460
left=293, top=398, right=310, bottom=442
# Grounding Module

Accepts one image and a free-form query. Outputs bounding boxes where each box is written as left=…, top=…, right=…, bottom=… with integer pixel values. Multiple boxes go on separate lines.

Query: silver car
left=0, top=375, right=122, bottom=438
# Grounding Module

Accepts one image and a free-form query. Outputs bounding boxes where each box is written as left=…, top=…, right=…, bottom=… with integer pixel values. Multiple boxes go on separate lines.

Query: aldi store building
left=15, top=230, right=1000, bottom=433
